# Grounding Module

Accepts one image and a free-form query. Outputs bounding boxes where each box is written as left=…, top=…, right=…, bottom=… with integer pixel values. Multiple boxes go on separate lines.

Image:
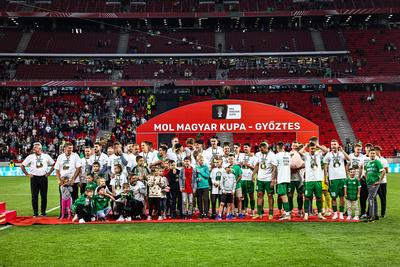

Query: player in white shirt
left=375, top=146, right=389, bottom=218
left=168, top=143, right=185, bottom=171
left=299, top=142, right=329, bottom=220
left=359, top=143, right=373, bottom=218
left=253, top=142, right=276, bottom=220
left=221, top=142, right=231, bottom=167
left=347, top=143, right=366, bottom=180
left=55, top=142, right=82, bottom=217
left=167, top=137, right=180, bottom=158
left=238, top=143, right=256, bottom=216
left=323, top=139, right=351, bottom=220
left=233, top=143, right=244, bottom=165
left=21, top=142, right=55, bottom=217
left=210, top=157, right=224, bottom=218
left=125, top=143, right=139, bottom=173
left=204, top=136, right=224, bottom=167
left=108, top=142, right=129, bottom=178
left=80, top=147, right=92, bottom=195
left=139, top=141, right=156, bottom=168
left=272, top=142, right=292, bottom=220
left=89, top=142, right=109, bottom=175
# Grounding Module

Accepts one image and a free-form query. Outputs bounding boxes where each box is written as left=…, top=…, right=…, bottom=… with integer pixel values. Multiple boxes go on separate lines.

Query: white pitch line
left=0, top=205, right=60, bottom=231
left=0, top=225, right=12, bottom=231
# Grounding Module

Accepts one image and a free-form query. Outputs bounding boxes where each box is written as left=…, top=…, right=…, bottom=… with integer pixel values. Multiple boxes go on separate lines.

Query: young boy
left=91, top=161, right=104, bottom=182
left=110, top=164, right=128, bottom=197
left=95, top=178, right=112, bottom=195
left=344, top=168, right=361, bottom=221
left=85, top=174, right=98, bottom=192
left=93, top=185, right=115, bottom=221
left=179, top=156, right=197, bottom=219
left=216, top=165, right=236, bottom=220
left=147, top=167, right=166, bottom=220
left=210, top=157, right=223, bottom=219
left=116, top=183, right=134, bottom=222
left=130, top=176, right=147, bottom=219
left=166, top=160, right=182, bottom=219
left=195, top=155, right=210, bottom=219
left=72, top=188, right=95, bottom=224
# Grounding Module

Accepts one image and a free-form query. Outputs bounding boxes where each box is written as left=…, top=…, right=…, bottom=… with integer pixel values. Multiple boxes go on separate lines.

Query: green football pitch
left=1, top=175, right=400, bottom=267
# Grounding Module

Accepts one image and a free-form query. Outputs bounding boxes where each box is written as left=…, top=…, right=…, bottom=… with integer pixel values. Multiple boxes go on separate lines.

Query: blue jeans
left=367, top=184, right=380, bottom=218
left=96, top=207, right=111, bottom=219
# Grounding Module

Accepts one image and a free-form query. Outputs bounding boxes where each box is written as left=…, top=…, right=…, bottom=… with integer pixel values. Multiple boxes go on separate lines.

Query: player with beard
left=239, top=143, right=256, bottom=216
left=139, top=141, right=156, bottom=169
left=360, top=143, right=373, bottom=219
left=80, top=147, right=92, bottom=195
left=89, top=142, right=108, bottom=176
left=375, top=146, right=389, bottom=218
left=204, top=136, right=224, bottom=168
left=288, top=141, right=305, bottom=217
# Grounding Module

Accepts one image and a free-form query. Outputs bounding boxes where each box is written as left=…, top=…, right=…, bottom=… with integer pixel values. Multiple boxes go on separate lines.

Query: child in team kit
left=344, top=168, right=361, bottom=221
left=72, top=188, right=95, bottom=223
left=179, top=156, right=197, bottom=219
left=216, top=165, right=236, bottom=220
left=93, top=186, right=115, bottom=221
left=60, top=177, right=73, bottom=219
left=210, top=158, right=223, bottom=218
left=85, top=174, right=98, bottom=192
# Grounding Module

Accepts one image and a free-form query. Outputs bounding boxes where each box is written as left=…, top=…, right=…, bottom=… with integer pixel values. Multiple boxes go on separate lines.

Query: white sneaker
left=147, top=216, right=152, bottom=221
left=339, top=212, right=344, bottom=220
left=163, top=214, right=167, bottom=220
left=72, top=214, right=78, bottom=222
left=158, top=216, right=163, bottom=221
left=304, top=213, right=309, bottom=221
left=78, top=218, right=85, bottom=224
left=353, top=216, right=359, bottom=221
left=332, top=212, right=338, bottom=220
left=279, top=214, right=291, bottom=221
left=91, top=217, right=96, bottom=222
left=116, top=215, right=125, bottom=222
left=324, top=211, right=332, bottom=217
left=126, top=217, right=132, bottom=222
left=346, top=216, right=352, bottom=221
left=318, top=213, right=326, bottom=220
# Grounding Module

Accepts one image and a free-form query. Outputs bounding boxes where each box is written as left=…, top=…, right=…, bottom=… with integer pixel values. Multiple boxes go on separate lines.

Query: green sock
left=333, top=205, right=337, bottom=212
left=257, top=205, right=263, bottom=215
left=269, top=208, right=274, bottom=215
left=316, top=199, right=322, bottom=213
left=339, top=206, right=344, bottom=212
left=304, top=199, right=310, bottom=213
left=250, top=200, right=255, bottom=210
left=283, top=202, right=289, bottom=212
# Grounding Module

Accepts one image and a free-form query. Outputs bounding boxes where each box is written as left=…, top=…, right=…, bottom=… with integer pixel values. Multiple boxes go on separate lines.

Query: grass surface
left=1, top=175, right=399, bottom=267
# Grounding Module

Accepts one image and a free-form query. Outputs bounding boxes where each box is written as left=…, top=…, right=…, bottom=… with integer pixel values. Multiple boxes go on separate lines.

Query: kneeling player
left=300, top=142, right=328, bottom=220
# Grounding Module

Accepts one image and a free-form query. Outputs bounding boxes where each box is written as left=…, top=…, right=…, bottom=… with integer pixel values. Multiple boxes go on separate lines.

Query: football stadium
left=0, top=0, right=400, bottom=266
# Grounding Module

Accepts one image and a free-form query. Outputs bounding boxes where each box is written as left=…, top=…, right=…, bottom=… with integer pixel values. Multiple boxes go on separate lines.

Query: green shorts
left=288, top=181, right=304, bottom=194
left=277, top=183, right=290, bottom=196
left=304, top=181, right=322, bottom=198
left=242, top=180, right=255, bottom=194
left=329, top=179, right=345, bottom=198
left=256, top=180, right=274, bottom=194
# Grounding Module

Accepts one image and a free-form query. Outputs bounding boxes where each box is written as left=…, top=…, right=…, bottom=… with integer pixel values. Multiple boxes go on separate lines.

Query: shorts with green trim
left=329, top=179, right=345, bottom=198
left=277, top=183, right=290, bottom=196
left=304, top=181, right=322, bottom=198
left=288, top=181, right=304, bottom=194
left=256, top=180, right=274, bottom=194
left=241, top=180, right=255, bottom=194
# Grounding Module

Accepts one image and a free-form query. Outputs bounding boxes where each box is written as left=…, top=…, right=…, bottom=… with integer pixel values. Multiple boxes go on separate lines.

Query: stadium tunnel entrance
left=136, top=100, right=319, bottom=147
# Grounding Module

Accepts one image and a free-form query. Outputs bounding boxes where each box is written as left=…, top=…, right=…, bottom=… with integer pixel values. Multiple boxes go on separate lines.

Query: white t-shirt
left=139, top=151, right=156, bottom=167
left=80, top=157, right=91, bottom=183
left=234, top=153, right=244, bottom=165
left=22, top=153, right=55, bottom=176
left=108, top=153, right=128, bottom=175
left=348, top=153, right=366, bottom=179
left=377, top=156, right=389, bottom=183
left=110, top=173, right=128, bottom=196
left=323, top=151, right=347, bottom=180
left=210, top=167, right=224, bottom=194
left=303, top=152, right=324, bottom=182
left=238, top=153, right=255, bottom=181
left=125, top=153, right=137, bottom=171
left=89, top=152, right=109, bottom=171
left=204, top=146, right=223, bottom=165
left=274, top=151, right=291, bottom=184
left=255, top=151, right=276, bottom=182
left=55, top=153, right=82, bottom=182
left=168, top=152, right=185, bottom=170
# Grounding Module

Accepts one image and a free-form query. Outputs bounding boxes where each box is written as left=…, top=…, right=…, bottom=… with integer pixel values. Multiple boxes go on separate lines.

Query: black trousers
left=79, top=183, right=87, bottom=196
left=59, top=183, right=79, bottom=218
left=170, top=189, right=182, bottom=217
left=378, top=183, right=387, bottom=217
left=360, top=178, right=368, bottom=215
left=75, top=205, right=92, bottom=222
left=148, top=197, right=161, bottom=217
left=211, top=194, right=221, bottom=216
left=197, top=188, right=209, bottom=216
left=131, top=199, right=144, bottom=217
left=30, top=175, right=48, bottom=216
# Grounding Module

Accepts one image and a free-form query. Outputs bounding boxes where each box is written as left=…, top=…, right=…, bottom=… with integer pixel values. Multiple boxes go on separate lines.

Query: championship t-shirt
left=210, top=167, right=224, bottom=194
left=303, top=152, right=323, bottom=182
left=377, top=156, right=389, bottom=183
left=22, top=153, right=54, bottom=176
left=255, top=151, right=276, bottom=182
left=238, top=153, right=255, bottom=181
left=55, top=152, right=82, bottom=182
left=273, top=151, right=291, bottom=184
left=348, top=153, right=366, bottom=179
left=323, top=151, right=347, bottom=180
